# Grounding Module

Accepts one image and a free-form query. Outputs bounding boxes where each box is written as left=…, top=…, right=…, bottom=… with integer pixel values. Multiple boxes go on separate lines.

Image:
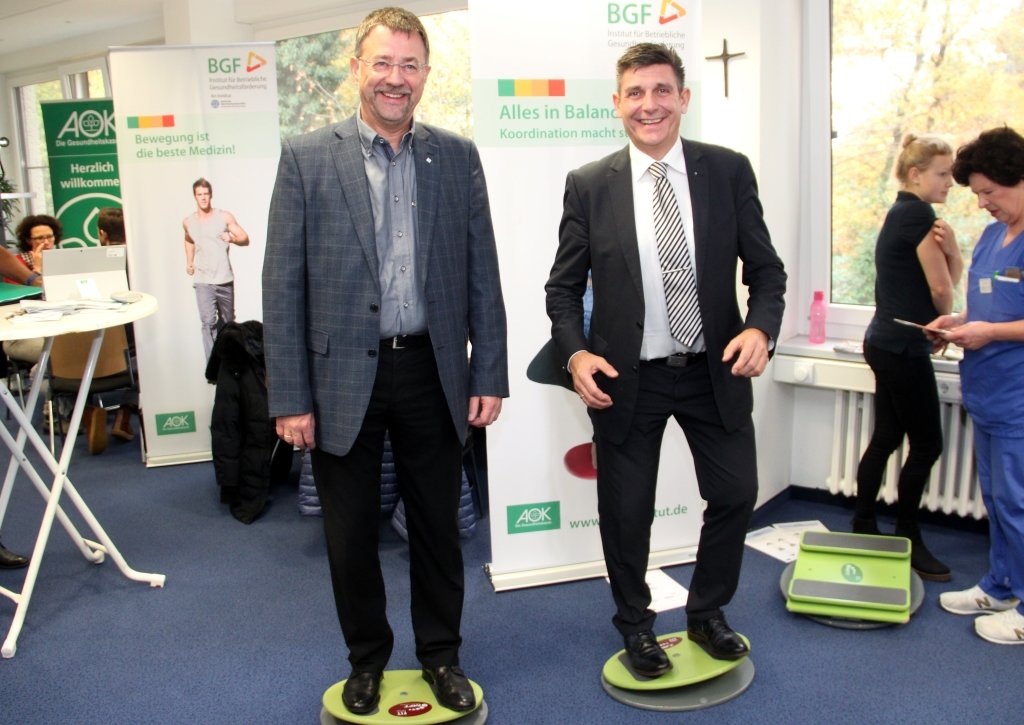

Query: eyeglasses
left=30, top=234, right=55, bottom=242
left=356, top=58, right=429, bottom=77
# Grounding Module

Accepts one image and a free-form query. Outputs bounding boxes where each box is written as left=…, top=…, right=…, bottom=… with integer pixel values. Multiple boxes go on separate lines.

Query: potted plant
left=1, top=175, right=20, bottom=244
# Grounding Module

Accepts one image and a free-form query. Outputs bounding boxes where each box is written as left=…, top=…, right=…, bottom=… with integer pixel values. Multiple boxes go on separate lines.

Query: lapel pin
left=426, top=157, right=432, bottom=164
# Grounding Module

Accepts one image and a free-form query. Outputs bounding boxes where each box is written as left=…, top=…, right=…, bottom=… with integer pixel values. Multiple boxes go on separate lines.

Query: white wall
left=0, top=0, right=840, bottom=499
left=701, top=0, right=804, bottom=505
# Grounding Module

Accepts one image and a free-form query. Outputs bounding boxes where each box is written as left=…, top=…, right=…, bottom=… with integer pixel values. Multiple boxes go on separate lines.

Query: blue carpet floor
left=0, top=424, right=1018, bottom=724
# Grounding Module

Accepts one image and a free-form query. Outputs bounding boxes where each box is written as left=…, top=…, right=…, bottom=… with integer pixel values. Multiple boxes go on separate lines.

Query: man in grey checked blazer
left=262, top=7, right=507, bottom=716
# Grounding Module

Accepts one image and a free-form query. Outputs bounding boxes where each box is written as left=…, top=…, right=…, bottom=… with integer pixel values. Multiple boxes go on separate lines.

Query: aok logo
left=608, top=1, right=686, bottom=25
left=507, top=501, right=560, bottom=534
left=841, top=563, right=864, bottom=583
left=57, top=109, right=115, bottom=140
left=156, top=412, right=197, bottom=436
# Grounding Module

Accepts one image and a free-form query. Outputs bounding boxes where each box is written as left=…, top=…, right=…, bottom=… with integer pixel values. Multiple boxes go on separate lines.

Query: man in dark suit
left=546, top=43, right=786, bottom=674
left=262, top=7, right=508, bottom=716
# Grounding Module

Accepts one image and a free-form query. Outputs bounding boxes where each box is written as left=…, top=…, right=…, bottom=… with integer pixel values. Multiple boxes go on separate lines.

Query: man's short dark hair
left=952, top=126, right=1024, bottom=188
left=616, top=43, right=685, bottom=91
left=193, top=177, right=212, bottom=195
left=355, top=7, right=430, bottom=63
left=98, top=207, right=125, bottom=245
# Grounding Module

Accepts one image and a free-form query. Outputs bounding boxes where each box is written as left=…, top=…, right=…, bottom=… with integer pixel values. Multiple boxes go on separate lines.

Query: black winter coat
left=205, top=321, right=282, bottom=524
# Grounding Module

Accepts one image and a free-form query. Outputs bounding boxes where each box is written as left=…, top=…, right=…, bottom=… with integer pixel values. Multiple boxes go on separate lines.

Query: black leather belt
left=381, top=334, right=430, bottom=350
left=643, top=351, right=706, bottom=368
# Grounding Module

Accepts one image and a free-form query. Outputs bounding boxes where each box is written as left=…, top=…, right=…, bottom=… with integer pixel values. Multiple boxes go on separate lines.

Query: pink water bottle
left=808, top=290, right=827, bottom=344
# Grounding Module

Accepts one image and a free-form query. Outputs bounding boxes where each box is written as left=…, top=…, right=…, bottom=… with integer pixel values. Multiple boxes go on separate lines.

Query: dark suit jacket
left=546, top=139, right=786, bottom=443
left=262, top=116, right=509, bottom=456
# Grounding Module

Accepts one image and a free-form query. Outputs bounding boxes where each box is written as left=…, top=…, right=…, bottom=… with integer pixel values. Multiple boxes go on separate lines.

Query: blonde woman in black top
left=854, top=134, right=963, bottom=581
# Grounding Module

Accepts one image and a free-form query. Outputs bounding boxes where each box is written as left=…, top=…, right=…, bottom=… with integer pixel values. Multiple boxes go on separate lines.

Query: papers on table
left=8, top=298, right=130, bottom=325
left=745, top=520, right=829, bottom=563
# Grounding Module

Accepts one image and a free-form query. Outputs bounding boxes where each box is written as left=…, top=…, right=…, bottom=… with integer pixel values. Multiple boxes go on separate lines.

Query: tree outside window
left=831, top=0, right=1024, bottom=308
left=275, top=11, right=471, bottom=141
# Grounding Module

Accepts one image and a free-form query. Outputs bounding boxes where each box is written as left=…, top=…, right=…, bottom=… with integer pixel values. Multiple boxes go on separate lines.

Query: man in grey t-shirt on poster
left=182, top=177, right=249, bottom=361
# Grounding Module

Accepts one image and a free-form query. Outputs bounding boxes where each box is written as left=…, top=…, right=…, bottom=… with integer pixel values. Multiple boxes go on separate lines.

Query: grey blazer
left=546, top=139, right=787, bottom=443
left=263, top=116, right=508, bottom=456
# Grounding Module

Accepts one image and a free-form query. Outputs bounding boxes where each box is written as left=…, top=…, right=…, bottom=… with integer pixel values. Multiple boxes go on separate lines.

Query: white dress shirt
left=628, top=139, right=705, bottom=359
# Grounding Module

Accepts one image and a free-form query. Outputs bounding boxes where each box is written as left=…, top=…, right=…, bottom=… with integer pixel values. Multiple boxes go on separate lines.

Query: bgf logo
left=608, top=3, right=651, bottom=24
left=209, top=57, right=242, bottom=74
left=608, top=1, right=686, bottom=24
left=208, top=52, right=267, bottom=74
left=57, top=109, right=115, bottom=140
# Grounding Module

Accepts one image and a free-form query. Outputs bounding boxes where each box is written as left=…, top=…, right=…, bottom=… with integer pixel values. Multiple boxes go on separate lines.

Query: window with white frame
left=830, top=0, right=1024, bottom=318
left=7, top=60, right=110, bottom=220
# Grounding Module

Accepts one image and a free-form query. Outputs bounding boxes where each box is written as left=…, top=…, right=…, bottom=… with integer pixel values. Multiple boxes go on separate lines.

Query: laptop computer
left=41, top=246, right=129, bottom=301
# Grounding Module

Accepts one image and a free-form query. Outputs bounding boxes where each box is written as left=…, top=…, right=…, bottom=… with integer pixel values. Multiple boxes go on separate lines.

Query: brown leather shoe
left=85, top=405, right=108, bottom=455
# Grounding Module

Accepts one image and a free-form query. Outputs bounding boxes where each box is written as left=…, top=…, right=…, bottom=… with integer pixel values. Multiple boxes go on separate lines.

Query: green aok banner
left=41, top=99, right=121, bottom=247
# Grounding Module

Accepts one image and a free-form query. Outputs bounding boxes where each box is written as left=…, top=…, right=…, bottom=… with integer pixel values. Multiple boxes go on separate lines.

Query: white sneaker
left=974, top=608, right=1024, bottom=645
left=939, top=585, right=1019, bottom=615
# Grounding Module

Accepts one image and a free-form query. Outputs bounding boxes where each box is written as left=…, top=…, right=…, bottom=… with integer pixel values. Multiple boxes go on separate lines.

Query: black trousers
left=855, top=342, right=943, bottom=524
left=594, top=357, right=758, bottom=636
left=311, top=342, right=465, bottom=673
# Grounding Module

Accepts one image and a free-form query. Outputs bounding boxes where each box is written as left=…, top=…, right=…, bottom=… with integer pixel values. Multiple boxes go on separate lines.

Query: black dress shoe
left=342, top=671, right=382, bottom=715
left=623, top=630, right=672, bottom=677
left=687, top=615, right=750, bottom=660
left=0, top=542, right=29, bottom=570
left=422, top=665, right=476, bottom=712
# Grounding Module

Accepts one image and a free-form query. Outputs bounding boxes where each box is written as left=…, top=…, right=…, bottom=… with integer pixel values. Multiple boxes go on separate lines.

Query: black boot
left=851, top=515, right=881, bottom=536
left=895, top=523, right=951, bottom=582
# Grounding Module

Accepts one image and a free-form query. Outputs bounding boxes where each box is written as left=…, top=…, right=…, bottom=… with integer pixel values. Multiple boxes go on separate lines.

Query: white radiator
left=826, top=389, right=986, bottom=519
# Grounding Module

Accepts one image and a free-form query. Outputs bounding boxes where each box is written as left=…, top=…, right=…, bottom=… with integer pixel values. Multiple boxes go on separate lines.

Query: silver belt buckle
left=390, top=336, right=404, bottom=349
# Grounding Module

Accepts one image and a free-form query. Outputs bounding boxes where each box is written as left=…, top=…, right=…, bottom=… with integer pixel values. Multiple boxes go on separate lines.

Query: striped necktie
left=649, top=161, right=701, bottom=346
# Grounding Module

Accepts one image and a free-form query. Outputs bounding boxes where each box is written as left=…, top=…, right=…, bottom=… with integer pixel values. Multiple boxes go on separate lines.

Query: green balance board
left=323, top=670, right=482, bottom=723
left=602, top=631, right=749, bottom=691
left=786, top=531, right=911, bottom=624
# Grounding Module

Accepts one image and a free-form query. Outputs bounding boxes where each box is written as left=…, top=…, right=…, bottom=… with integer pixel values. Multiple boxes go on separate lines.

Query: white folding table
left=0, top=293, right=165, bottom=658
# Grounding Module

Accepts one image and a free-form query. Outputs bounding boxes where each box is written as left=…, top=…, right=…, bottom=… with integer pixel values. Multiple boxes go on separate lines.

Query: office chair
left=46, top=325, right=136, bottom=454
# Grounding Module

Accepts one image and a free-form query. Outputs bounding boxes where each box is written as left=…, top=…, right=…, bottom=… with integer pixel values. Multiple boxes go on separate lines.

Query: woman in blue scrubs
left=929, top=127, right=1024, bottom=645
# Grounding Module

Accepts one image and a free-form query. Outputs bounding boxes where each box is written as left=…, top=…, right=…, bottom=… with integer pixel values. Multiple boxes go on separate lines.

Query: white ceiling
left=0, top=0, right=454, bottom=75
left=0, top=0, right=164, bottom=59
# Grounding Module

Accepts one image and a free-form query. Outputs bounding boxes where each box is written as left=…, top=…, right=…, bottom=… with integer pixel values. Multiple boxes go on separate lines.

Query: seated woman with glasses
left=3, top=215, right=62, bottom=365
left=5, top=214, right=60, bottom=284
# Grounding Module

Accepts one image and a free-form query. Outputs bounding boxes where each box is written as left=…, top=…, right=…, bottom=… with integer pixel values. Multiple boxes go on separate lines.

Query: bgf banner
left=40, top=99, right=121, bottom=248
left=109, top=42, right=279, bottom=466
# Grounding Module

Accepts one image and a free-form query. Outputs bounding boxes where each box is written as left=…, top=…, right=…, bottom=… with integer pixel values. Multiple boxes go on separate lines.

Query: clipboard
left=893, top=318, right=948, bottom=336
